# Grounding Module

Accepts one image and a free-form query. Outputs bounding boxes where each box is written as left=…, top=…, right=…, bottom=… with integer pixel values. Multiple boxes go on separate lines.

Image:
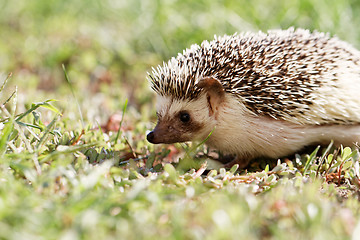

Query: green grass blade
left=15, top=100, right=60, bottom=122
left=16, top=121, right=43, bottom=131
left=62, top=64, right=84, bottom=129
left=0, top=121, right=13, bottom=156
left=40, top=101, right=61, bottom=115
left=316, top=140, right=333, bottom=177
left=114, top=99, right=128, bottom=145
left=303, top=145, right=320, bottom=174
left=0, top=72, right=12, bottom=94
left=39, top=141, right=100, bottom=163
left=36, top=114, right=60, bottom=150
left=2, top=89, right=17, bottom=106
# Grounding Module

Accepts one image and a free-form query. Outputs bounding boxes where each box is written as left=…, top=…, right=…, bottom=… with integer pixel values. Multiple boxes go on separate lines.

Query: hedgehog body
left=147, top=28, right=360, bottom=167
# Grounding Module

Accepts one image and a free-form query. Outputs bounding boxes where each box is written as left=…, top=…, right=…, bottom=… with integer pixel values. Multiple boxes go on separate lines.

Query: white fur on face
left=156, top=94, right=217, bottom=141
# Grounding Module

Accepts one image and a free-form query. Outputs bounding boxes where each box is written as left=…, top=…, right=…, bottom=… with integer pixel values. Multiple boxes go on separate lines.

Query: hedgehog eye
left=179, top=111, right=190, bottom=123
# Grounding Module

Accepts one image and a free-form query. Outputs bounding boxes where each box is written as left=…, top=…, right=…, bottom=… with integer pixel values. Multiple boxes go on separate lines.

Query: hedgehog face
left=147, top=94, right=215, bottom=144
left=147, top=77, right=226, bottom=145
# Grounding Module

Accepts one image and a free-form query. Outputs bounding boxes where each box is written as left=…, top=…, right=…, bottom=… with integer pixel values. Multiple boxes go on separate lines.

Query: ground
left=1, top=0, right=360, bottom=239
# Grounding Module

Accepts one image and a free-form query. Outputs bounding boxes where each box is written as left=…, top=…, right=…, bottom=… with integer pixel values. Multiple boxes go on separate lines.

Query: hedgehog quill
left=146, top=28, right=360, bottom=168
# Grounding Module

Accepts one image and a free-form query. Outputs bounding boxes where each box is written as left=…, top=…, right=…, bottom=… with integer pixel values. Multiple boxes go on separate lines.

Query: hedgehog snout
left=147, top=123, right=179, bottom=144
left=146, top=131, right=157, bottom=144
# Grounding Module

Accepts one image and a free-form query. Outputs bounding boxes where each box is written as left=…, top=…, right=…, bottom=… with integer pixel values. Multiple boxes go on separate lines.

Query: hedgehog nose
left=147, top=131, right=155, bottom=143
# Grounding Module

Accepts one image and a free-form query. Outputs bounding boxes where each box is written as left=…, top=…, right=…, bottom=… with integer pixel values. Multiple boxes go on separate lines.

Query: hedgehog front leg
left=221, top=155, right=251, bottom=169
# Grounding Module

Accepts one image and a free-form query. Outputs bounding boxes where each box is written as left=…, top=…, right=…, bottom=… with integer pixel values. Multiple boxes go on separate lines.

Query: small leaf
left=207, top=169, right=217, bottom=177
left=327, top=154, right=333, bottom=164
left=229, top=164, right=239, bottom=174
left=266, top=174, right=277, bottom=183
left=164, top=163, right=178, bottom=181
left=342, top=160, right=353, bottom=171
left=341, top=147, right=352, bottom=160
left=272, top=163, right=285, bottom=172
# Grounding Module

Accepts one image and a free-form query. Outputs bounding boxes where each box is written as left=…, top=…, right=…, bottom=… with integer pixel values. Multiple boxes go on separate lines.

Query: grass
left=1, top=0, right=360, bottom=239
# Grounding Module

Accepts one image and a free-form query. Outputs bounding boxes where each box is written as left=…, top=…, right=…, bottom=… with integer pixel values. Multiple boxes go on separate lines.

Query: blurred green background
left=1, top=0, right=360, bottom=123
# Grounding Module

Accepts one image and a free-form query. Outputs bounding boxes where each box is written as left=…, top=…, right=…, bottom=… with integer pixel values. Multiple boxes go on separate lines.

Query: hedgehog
left=146, top=28, right=360, bottom=168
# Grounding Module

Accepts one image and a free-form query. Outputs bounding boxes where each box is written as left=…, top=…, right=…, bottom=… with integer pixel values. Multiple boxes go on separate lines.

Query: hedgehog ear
left=196, top=77, right=225, bottom=116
